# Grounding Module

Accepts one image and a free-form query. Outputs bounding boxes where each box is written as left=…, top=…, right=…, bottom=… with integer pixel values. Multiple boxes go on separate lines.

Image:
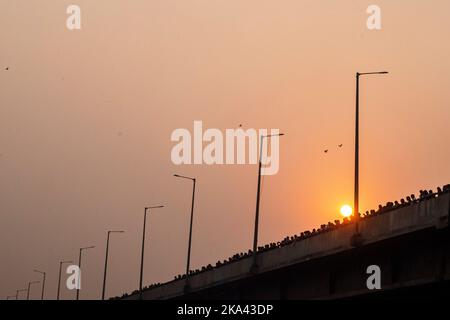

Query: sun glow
left=340, top=205, right=353, bottom=217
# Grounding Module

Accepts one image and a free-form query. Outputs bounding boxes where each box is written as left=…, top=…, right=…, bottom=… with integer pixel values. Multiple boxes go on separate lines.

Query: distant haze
left=1, top=0, right=449, bottom=299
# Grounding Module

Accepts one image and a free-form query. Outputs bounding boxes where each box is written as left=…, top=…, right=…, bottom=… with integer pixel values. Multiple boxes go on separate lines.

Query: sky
left=1, top=0, right=449, bottom=299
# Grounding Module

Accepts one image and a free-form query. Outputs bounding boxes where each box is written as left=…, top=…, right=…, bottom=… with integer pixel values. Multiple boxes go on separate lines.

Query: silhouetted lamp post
left=15, top=289, right=27, bottom=300
left=33, top=269, right=46, bottom=300
left=26, top=280, right=40, bottom=300
left=252, top=133, right=284, bottom=272
left=174, top=174, right=196, bottom=288
left=76, top=246, right=95, bottom=300
left=102, top=230, right=125, bottom=300
left=353, top=71, right=388, bottom=242
left=139, top=205, right=164, bottom=298
left=57, top=260, right=73, bottom=300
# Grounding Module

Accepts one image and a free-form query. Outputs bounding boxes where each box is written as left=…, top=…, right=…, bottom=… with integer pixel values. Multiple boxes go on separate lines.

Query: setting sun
left=340, top=205, right=353, bottom=217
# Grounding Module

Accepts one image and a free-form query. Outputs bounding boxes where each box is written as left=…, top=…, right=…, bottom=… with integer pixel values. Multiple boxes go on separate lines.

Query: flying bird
left=5, top=67, right=9, bottom=71
left=338, top=144, right=343, bottom=147
left=324, top=149, right=328, bottom=153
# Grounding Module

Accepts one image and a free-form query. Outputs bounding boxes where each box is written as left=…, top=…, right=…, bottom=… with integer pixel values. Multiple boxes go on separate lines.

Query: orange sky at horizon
left=1, top=0, right=449, bottom=299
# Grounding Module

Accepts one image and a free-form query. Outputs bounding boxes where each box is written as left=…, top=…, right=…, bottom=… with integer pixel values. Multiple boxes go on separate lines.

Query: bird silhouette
left=5, top=67, right=9, bottom=71
left=338, top=144, right=343, bottom=147
left=324, top=149, right=328, bottom=153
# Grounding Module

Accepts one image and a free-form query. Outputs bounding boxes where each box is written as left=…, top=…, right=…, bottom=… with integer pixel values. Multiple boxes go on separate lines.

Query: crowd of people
left=112, top=184, right=450, bottom=299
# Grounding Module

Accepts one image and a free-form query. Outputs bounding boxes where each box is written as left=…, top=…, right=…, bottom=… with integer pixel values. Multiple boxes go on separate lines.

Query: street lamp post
left=76, top=246, right=95, bottom=300
left=15, top=289, right=27, bottom=300
left=57, top=260, right=73, bottom=300
left=251, top=133, right=284, bottom=272
left=139, top=205, right=164, bottom=298
left=33, top=269, right=46, bottom=300
left=26, top=281, right=40, bottom=300
left=174, top=174, right=196, bottom=290
left=353, top=71, right=388, bottom=243
left=102, top=230, right=125, bottom=300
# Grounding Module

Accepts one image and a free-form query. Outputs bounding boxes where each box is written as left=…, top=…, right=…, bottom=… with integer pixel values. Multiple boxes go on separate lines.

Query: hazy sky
left=1, top=0, right=449, bottom=299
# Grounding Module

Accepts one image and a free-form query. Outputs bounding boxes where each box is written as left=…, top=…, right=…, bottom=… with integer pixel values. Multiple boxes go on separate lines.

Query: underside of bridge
left=177, top=227, right=449, bottom=300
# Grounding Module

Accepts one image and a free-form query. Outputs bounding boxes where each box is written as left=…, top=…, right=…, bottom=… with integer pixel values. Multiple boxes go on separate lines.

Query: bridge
left=119, top=187, right=450, bottom=300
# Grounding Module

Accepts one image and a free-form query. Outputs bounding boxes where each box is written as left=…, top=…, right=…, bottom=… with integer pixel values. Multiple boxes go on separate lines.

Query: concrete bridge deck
left=121, top=190, right=449, bottom=300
